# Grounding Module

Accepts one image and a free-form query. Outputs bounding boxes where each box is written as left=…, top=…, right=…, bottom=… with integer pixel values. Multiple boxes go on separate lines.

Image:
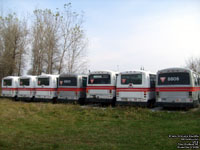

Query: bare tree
left=185, top=56, right=200, bottom=73
left=0, top=13, right=28, bottom=78
left=57, top=3, right=88, bottom=74
left=31, top=9, right=60, bottom=75
left=30, top=4, right=88, bottom=75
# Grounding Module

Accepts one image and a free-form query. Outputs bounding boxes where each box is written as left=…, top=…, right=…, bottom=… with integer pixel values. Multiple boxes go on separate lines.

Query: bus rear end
left=18, top=76, right=36, bottom=101
left=116, top=71, right=156, bottom=107
left=57, top=74, right=87, bottom=103
left=35, top=75, right=58, bottom=101
left=1, top=76, right=19, bottom=99
left=156, top=68, right=199, bottom=108
left=86, top=71, right=117, bottom=105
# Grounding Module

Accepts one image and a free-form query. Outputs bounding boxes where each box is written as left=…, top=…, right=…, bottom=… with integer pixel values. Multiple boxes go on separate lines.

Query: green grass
left=0, top=99, right=199, bottom=150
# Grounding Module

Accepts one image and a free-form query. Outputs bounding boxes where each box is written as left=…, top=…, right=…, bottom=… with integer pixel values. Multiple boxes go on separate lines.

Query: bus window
left=38, top=78, right=50, bottom=86
left=121, top=74, right=142, bottom=85
left=20, top=79, right=30, bottom=86
left=3, top=79, right=12, bottom=86
left=150, top=74, right=156, bottom=88
left=158, top=72, right=190, bottom=85
left=89, top=74, right=111, bottom=84
left=82, top=77, right=87, bottom=87
left=59, top=77, right=77, bottom=86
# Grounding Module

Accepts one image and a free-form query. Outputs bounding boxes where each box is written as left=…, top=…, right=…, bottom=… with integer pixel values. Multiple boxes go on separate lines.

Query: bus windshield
left=89, top=74, right=111, bottom=84
left=3, top=79, right=12, bottom=86
left=158, top=72, right=190, bottom=85
left=121, top=74, right=142, bottom=85
left=38, top=78, right=49, bottom=86
left=59, top=77, right=77, bottom=86
left=20, top=79, right=30, bottom=86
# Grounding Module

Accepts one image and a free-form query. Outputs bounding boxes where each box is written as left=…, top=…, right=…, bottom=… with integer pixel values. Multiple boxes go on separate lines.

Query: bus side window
left=150, top=74, right=156, bottom=88
left=82, top=77, right=87, bottom=87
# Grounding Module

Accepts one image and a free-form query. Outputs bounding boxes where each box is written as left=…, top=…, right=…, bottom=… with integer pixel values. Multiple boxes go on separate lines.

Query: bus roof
left=2, top=76, right=19, bottom=80
left=19, top=75, right=37, bottom=79
left=89, top=70, right=118, bottom=75
left=37, top=74, right=59, bottom=78
left=157, top=67, right=193, bottom=74
left=119, top=70, right=155, bottom=75
left=59, top=73, right=87, bottom=78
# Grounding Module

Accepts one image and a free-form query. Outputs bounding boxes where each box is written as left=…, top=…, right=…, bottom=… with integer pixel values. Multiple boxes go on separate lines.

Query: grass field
left=0, top=98, right=199, bottom=150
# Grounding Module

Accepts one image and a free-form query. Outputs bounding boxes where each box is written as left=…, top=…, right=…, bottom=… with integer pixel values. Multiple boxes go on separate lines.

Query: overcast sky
left=1, top=0, right=200, bottom=73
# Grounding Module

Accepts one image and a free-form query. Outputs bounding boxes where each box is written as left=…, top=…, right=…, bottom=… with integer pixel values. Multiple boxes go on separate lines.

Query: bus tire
left=79, top=98, right=85, bottom=105
left=14, top=96, right=18, bottom=101
left=147, top=99, right=155, bottom=108
left=111, top=97, right=116, bottom=107
left=31, top=96, right=35, bottom=102
left=52, top=97, right=57, bottom=104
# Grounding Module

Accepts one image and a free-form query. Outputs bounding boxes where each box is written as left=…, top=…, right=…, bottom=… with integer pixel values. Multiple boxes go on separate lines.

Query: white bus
left=86, top=70, right=118, bottom=105
left=57, top=74, right=87, bottom=104
left=1, top=76, right=19, bottom=100
left=116, top=70, right=156, bottom=107
left=17, top=75, right=37, bottom=101
left=35, top=74, right=59, bottom=102
left=156, top=67, right=200, bottom=108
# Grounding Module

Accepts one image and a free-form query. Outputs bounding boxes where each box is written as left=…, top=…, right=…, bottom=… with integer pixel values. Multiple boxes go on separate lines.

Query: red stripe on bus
left=86, top=86, right=116, bottom=90
left=116, top=88, right=155, bottom=92
left=156, top=87, right=200, bottom=92
left=57, top=88, right=85, bottom=92
left=2, top=88, right=18, bottom=91
left=35, top=88, right=57, bottom=91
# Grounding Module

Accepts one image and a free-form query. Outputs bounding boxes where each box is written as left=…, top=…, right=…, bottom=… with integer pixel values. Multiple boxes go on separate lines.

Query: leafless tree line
left=0, top=3, right=88, bottom=82
left=185, top=57, right=200, bottom=73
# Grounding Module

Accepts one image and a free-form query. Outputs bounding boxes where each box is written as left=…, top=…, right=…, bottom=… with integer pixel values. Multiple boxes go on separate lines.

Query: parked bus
left=1, top=76, right=19, bottom=100
left=116, top=70, right=156, bottom=107
left=86, top=70, right=118, bottom=105
left=35, top=74, right=59, bottom=102
left=17, top=75, right=37, bottom=101
left=156, top=67, right=200, bottom=108
left=57, top=74, right=87, bottom=104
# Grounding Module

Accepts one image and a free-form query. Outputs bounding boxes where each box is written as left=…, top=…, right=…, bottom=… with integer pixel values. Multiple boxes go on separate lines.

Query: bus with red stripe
left=1, top=76, right=19, bottom=100
left=86, top=70, right=118, bottom=105
left=57, top=74, right=87, bottom=104
left=17, top=75, right=37, bottom=101
left=35, top=74, right=59, bottom=102
left=156, top=68, right=200, bottom=108
left=116, top=70, right=156, bottom=107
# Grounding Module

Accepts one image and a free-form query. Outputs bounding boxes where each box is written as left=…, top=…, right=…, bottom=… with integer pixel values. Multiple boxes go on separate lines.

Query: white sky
left=1, top=0, right=200, bottom=73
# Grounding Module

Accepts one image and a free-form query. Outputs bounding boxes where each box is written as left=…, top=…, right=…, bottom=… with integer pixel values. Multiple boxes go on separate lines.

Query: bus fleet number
left=168, top=77, right=179, bottom=82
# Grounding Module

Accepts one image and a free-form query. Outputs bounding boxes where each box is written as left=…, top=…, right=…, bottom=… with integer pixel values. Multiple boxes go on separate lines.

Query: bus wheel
left=147, top=99, right=155, bottom=108
left=14, top=96, right=18, bottom=101
left=53, top=97, right=57, bottom=104
left=31, top=96, right=35, bottom=102
left=79, top=98, right=85, bottom=105
left=111, top=97, right=116, bottom=107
